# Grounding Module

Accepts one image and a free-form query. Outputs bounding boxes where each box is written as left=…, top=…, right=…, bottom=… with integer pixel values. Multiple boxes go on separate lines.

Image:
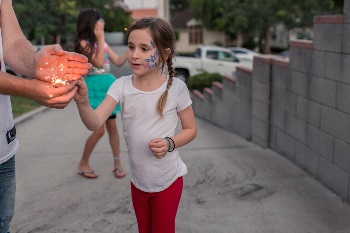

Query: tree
left=170, top=0, right=189, bottom=17
left=188, top=0, right=342, bottom=53
left=13, top=0, right=132, bottom=47
left=75, top=0, right=132, bottom=32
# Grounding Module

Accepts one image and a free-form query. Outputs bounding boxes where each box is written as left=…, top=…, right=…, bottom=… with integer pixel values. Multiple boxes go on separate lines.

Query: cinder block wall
left=191, top=2, right=350, bottom=200
left=192, top=66, right=252, bottom=141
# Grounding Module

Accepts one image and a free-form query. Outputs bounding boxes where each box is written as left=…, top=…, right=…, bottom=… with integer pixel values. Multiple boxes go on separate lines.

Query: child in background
left=74, top=17, right=197, bottom=233
left=74, top=8, right=127, bottom=179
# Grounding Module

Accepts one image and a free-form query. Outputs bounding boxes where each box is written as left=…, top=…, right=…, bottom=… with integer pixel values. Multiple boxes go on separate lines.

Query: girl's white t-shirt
left=0, top=1, right=20, bottom=164
left=107, top=75, right=192, bottom=192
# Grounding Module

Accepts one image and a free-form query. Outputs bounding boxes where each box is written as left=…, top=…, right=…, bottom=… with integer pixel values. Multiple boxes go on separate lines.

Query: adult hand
left=34, top=44, right=92, bottom=85
left=27, top=78, right=79, bottom=109
left=148, top=138, right=168, bottom=159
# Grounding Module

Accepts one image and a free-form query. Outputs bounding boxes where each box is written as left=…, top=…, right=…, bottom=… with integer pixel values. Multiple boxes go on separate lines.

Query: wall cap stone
left=254, top=55, right=272, bottom=64
left=213, top=81, right=223, bottom=90
left=204, top=87, right=213, bottom=96
left=271, top=56, right=290, bottom=68
left=192, top=90, right=204, bottom=100
left=314, top=15, right=344, bottom=24
left=237, top=66, right=253, bottom=74
left=290, top=40, right=314, bottom=49
left=223, top=75, right=236, bottom=83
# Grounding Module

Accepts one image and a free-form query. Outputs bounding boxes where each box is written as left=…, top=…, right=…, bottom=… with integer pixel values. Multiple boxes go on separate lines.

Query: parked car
left=173, top=45, right=250, bottom=82
left=227, top=47, right=259, bottom=62
left=278, top=49, right=289, bottom=58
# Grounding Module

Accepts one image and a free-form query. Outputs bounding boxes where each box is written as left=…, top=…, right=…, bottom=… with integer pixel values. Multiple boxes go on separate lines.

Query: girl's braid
left=156, top=57, right=175, bottom=117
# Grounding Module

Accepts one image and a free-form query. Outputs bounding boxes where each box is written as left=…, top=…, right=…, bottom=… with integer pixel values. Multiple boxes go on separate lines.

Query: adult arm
left=0, top=72, right=79, bottom=108
left=1, top=0, right=36, bottom=76
left=1, top=0, right=91, bottom=80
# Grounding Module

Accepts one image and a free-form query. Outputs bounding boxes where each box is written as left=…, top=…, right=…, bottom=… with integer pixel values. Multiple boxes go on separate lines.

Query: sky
left=123, top=0, right=158, bottom=9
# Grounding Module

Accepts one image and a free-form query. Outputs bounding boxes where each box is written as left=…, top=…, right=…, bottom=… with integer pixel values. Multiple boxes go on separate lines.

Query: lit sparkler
left=41, top=63, right=77, bottom=88
left=40, top=62, right=78, bottom=97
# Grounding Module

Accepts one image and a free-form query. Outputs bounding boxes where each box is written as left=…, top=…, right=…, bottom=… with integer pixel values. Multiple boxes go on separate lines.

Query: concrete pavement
left=10, top=102, right=350, bottom=233
left=10, top=45, right=350, bottom=232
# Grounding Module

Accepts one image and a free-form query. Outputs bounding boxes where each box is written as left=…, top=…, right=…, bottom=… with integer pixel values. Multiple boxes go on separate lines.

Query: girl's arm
left=91, top=20, right=106, bottom=68
left=173, top=106, right=197, bottom=147
left=106, top=44, right=127, bottom=67
left=89, top=39, right=105, bottom=68
left=80, top=39, right=105, bottom=68
left=148, top=106, right=197, bottom=159
left=74, top=79, right=118, bottom=130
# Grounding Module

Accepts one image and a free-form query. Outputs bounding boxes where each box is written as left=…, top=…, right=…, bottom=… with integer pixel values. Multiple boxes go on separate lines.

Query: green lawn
left=11, top=96, right=40, bottom=118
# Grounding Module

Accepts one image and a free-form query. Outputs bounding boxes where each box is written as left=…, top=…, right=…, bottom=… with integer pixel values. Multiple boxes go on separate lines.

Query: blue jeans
left=0, top=156, right=16, bottom=233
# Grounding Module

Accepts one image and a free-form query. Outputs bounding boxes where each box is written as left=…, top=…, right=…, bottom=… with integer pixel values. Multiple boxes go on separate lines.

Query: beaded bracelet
left=165, top=137, right=175, bottom=152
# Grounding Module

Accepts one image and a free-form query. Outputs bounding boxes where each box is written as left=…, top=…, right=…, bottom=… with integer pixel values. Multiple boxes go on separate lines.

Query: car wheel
left=175, top=69, right=189, bottom=83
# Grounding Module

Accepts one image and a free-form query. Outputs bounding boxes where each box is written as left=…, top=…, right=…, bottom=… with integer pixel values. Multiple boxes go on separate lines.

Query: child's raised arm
left=74, top=79, right=117, bottom=131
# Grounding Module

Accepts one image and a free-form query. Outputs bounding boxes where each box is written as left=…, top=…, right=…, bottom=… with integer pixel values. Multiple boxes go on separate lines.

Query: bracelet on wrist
left=165, top=137, right=175, bottom=152
left=165, top=137, right=171, bottom=152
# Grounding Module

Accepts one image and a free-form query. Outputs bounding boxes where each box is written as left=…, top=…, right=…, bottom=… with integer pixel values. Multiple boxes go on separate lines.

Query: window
left=218, top=51, right=233, bottom=61
left=206, top=50, right=218, bottom=60
left=206, top=50, right=239, bottom=62
left=189, top=25, right=203, bottom=45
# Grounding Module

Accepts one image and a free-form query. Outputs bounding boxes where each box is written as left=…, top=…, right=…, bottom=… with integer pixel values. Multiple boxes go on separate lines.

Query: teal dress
left=86, top=42, right=120, bottom=116
left=85, top=73, right=120, bottom=115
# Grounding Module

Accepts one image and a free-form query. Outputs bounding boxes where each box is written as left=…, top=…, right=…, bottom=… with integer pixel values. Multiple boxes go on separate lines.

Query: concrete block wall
left=192, top=67, right=252, bottom=141
left=251, top=56, right=272, bottom=148
left=191, top=1, right=350, bottom=201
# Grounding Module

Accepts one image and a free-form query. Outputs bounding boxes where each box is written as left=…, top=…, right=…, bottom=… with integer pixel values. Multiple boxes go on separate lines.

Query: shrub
left=187, top=72, right=222, bottom=92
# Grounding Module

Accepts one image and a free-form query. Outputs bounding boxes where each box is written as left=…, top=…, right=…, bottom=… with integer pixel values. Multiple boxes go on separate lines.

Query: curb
left=14, top=106, right=49, bottom=126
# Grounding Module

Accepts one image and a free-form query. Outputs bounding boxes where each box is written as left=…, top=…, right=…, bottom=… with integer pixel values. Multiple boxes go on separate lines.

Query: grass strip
left=11, top=96, right=40, bottom=118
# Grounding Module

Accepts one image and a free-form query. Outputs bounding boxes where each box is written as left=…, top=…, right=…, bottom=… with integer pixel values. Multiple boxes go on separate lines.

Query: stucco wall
left=176, top=29, right=226, bottom=53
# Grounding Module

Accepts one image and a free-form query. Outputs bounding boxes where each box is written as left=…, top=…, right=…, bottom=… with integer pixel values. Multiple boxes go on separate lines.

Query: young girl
left=74, top=8, right=127, bottom=179
left=74, top=17, right=197, bottom=232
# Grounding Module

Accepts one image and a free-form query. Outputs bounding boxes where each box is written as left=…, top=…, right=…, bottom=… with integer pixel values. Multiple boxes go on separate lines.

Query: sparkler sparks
left=41, top=63, right=71, bottom=97
left=40, top=63, right=71, bottom=88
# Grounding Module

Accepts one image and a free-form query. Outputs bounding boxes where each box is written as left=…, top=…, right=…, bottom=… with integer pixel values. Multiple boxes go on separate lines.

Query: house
left=129, top=8, right=158, bottom=19
left=270, top=23, right=313, bottom=50
left=170, top=9, right=227, bottom=53
left=122, top=0, right=170, bottom=20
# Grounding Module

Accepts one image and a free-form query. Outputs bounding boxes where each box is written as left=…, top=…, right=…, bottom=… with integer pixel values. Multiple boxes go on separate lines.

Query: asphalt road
left=10, top=46, right=350, bottom=233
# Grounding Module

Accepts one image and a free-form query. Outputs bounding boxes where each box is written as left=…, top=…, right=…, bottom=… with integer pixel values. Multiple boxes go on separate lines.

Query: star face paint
left=144, top=40, right=158, bottom=69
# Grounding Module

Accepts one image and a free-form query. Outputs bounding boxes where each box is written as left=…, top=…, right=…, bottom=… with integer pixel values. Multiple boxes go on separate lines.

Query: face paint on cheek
left=144, top=41, right=158, bottom=69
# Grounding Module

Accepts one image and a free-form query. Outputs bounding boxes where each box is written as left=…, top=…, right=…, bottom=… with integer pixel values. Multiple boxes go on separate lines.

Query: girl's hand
left=73, top=79, right=89, bottom=105
left=94, top=21, right=105, bottom=41
left=148, top=138, right=168, bottom=159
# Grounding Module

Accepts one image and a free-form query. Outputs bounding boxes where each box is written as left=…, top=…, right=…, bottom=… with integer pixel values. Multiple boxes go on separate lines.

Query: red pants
left=131, top=177, right=183, bottom=233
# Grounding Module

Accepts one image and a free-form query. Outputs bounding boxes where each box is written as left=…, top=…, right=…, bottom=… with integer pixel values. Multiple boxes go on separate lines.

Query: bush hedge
left=187, top=72, right=222, bottom=92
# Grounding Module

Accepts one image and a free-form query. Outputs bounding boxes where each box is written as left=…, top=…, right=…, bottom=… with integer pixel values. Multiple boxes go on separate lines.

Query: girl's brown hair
left=127, top=17, right=176, bottom=117
left=74, top=8, right=102, bottom=60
